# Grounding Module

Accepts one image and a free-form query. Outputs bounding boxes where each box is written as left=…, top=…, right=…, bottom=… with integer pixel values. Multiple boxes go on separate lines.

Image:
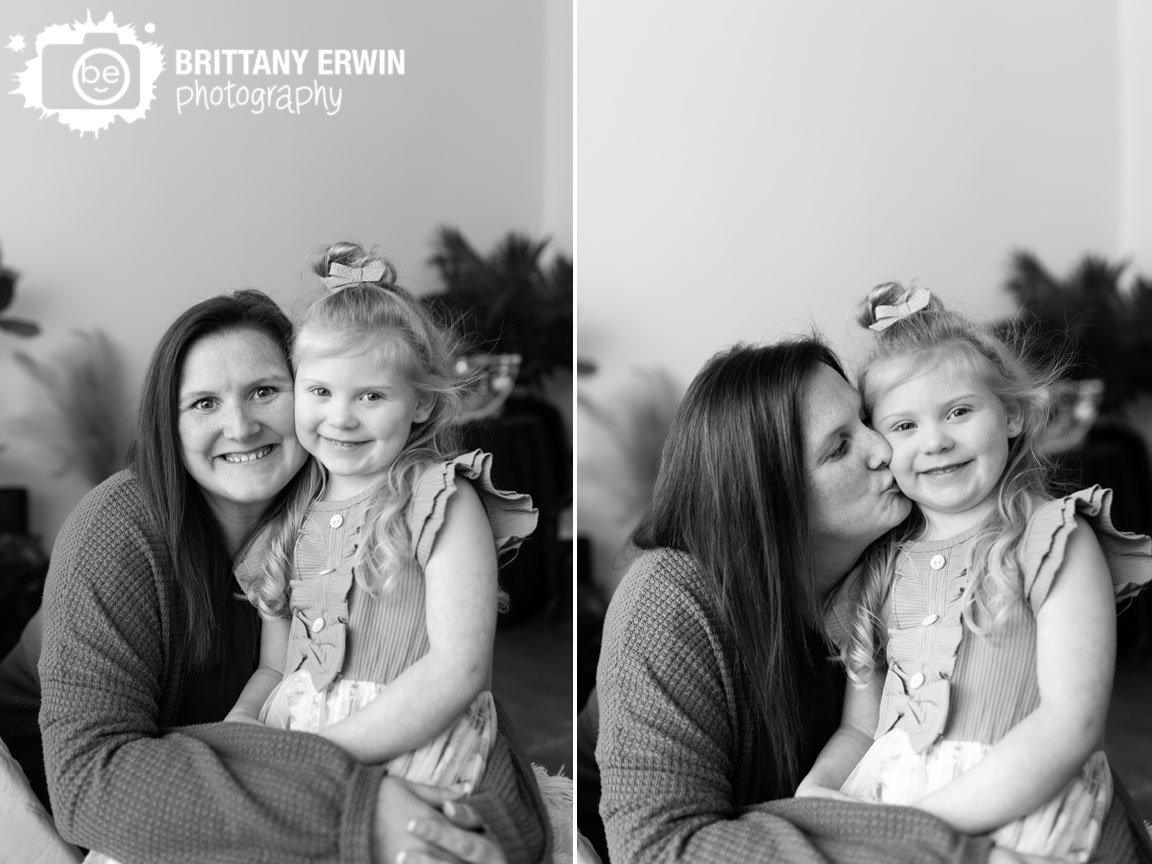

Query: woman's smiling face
left=177, top=328, right=307, bottom=524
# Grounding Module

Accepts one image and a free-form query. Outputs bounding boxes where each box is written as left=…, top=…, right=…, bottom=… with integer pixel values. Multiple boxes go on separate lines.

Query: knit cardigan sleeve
left=37, top=474, right=548, bottom=864
left=595, top=548, right=995, bottom=864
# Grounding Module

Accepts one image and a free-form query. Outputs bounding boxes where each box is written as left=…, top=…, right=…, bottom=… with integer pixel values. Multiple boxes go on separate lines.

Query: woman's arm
left=38, top=497, right=388, bottom=863
left=912, top=516, right=1115, bottom=832
left=320, top=480, right=497, bottom=763
left=38, top=481, right=546, bottom=864
left=225, top=615, right=289, bottom=724
left=796, top=670, right=884, bottom=800
left=597, top=552, right=993, bottom=864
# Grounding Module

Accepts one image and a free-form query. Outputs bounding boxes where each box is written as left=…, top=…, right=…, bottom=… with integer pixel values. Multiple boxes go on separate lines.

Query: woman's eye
left=192, top=398, right=217, bottom=411
left=828, top=439, right=849, bottom=460
left=252, top=386, right=275, bottom=400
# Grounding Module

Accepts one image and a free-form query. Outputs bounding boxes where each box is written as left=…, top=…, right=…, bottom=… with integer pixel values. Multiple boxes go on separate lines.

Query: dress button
left=329, top=514, right=344, bottom=528
left=929, top=554, right=946, bottom=570
left=908, top=672, right=925, bottom=690
left=921, top=613, right=939, bottom=626
left=311, top=616, right=326, bottom=634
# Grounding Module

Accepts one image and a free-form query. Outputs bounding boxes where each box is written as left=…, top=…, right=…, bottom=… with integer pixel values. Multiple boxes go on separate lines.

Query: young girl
left=797, top=283, right=1152, bottom=862
left=227, top=242, right=538, bottom=796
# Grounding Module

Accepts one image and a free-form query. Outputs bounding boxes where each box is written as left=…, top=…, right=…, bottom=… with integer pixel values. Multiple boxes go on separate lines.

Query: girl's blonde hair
left=244, top=241, right=474, bottom=617
left=842, top=281, right=1066, bottom=683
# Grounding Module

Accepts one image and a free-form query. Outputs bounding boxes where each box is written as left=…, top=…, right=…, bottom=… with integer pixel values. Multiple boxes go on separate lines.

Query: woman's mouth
left=221, top=444, right=275, bottom=464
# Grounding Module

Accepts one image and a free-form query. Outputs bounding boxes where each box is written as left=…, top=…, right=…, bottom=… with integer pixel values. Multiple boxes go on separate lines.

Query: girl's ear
left=414, top=394, right=434, bottom=423
left=1005, top=401, right=1024, bottom=438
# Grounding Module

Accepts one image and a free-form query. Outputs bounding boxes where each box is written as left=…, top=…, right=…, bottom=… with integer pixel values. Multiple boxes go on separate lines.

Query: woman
left=1, top=290, right=548, bottom=863
left=593, top=338, right=1152, bottom=863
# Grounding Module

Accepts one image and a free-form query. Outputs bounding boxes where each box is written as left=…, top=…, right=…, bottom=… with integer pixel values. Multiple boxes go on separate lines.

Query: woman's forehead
left=803, top=365, right=860, bottom=440
left=180, top=329, right=290, bottom=389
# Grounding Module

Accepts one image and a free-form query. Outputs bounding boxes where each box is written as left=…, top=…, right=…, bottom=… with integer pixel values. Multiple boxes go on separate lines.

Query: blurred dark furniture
left=0, top=488, right=48, bottom=659
left=461, top=395, right=570, bottom=627
left=1053, top=423, right=1152, bottom=657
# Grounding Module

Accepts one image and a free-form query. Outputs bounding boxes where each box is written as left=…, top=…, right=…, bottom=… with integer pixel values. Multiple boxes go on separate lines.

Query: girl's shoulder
left=1020, top=486, right=1152, bottom=613
left=407, top=450, right=539, bottom=569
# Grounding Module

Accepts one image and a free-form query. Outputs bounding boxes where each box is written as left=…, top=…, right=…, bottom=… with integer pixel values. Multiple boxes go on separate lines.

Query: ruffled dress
left=257, top=450, right=538, bottom=794
left=826, top=487, right=1152, bottom=863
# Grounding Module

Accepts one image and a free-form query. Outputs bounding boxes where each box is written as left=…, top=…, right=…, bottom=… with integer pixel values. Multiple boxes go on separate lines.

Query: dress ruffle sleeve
left=822, top=570, right=863, bottom=652
left=1021, top=485, right=1152, bottom=615
left=408, top=450, right=539, bottom=571
left=232, top=523, right=288, bottom=617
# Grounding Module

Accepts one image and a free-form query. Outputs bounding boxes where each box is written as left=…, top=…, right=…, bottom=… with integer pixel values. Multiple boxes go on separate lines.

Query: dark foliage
left=425, top=227, right=572, bottom=391
left=1004, top=250, right=1152, bottom=414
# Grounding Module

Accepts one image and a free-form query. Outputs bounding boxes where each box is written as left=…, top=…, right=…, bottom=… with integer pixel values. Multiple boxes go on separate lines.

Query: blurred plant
left=1003, top=251, right=1152, bottom=415
left=9, top=329, right=125, bottom=486
left=0, top=246, right=40, bottom=338
left=426, top=226, right=572, bottom=392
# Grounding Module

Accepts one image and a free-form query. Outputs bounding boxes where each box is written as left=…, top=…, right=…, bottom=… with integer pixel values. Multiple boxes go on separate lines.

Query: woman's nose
left=865, top=428, right=893, bottom=470
left=222, top=402, right=260, bottom=441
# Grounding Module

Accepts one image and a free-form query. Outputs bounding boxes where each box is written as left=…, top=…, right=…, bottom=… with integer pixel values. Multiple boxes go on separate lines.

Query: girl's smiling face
left=869, top=362, right=1021, bottom=539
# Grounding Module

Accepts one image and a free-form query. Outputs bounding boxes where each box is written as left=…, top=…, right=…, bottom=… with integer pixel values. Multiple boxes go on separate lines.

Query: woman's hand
left=372, top=777, right=506, bottom=864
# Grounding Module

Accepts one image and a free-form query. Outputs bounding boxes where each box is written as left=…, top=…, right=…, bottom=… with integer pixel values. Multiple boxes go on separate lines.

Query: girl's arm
left=795, top=668, right=884, bottom=800
left=320, top=479, right=498, bottom=763
left=913, top=516, right=1115, bottom=833
left=225, top=615, right=289, bottom=724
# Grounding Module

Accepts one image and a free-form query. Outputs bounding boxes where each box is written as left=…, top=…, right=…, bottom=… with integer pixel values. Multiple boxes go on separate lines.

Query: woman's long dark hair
left=633, top=337, right=846, bottom=793
left=128, top=290, right=302, bottom=670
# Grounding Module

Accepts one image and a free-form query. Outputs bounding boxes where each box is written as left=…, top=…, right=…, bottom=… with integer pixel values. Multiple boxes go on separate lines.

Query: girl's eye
left=891, top=421, right=914, bottom=433
left=948, top=406, right=971, bottom=420
left=361, top=392, right=384, bottom=402
left=310, top=387, right=330, bottom=398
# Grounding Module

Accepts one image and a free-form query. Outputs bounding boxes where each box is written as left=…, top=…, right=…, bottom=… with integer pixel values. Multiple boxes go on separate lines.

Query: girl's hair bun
left=311, top=240, right=398, bottom=287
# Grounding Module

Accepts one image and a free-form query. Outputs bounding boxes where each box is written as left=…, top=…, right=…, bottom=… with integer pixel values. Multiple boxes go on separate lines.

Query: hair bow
left=323, top=261, right=387, bottom=290
left=869, top=285, right=931, bottom=332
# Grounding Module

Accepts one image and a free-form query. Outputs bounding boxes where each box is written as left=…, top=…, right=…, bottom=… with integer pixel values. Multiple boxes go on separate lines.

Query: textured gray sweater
left=33, top=470, right=548, bottom=864
left=596, top=548, right=1150, bottom=863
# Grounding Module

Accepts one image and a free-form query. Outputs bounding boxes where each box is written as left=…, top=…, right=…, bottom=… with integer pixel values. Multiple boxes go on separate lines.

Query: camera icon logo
left=12, top=12, right=164, bottom=137
left=42, top=33, right=140, bottom=110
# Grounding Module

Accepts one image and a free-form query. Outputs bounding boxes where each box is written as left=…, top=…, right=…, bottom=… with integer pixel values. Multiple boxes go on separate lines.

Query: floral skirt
left=842, top=728, right=1112, bottom=863
left=260, top=669, right=495, bottom=795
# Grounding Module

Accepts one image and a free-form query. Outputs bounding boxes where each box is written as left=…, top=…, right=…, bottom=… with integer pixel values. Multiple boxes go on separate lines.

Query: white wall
left=0, top=0, right=571, bottom=544
left=578, top=1, right=1125, bottom=390
left=1120, top=0, right=1152, bottom=277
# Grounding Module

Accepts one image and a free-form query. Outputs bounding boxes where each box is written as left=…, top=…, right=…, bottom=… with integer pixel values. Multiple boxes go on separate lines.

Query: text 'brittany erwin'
left=174, top=49, right=406, bottom=77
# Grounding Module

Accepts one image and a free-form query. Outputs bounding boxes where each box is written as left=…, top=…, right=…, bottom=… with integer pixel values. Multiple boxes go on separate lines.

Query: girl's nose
left=921, top=423, right=952, bottom=454
left=327, top=401, right=358, bottom=429
left=865, top=427, right=893, bottom=471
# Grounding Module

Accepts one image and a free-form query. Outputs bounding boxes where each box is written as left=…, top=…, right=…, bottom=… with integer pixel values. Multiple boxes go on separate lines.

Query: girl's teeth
left=223, top=445, right=273, bottom=463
